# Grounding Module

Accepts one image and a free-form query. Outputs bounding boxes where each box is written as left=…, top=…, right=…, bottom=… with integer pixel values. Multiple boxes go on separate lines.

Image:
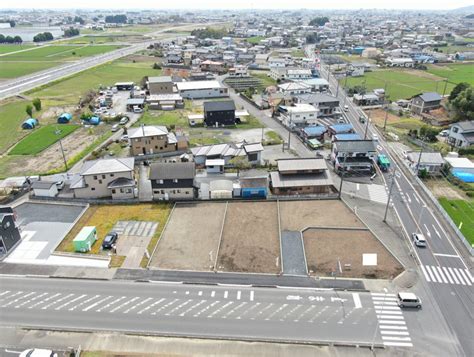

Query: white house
left=447, top=121, right=474, bottom=148
left=277, top=82, right=312, bottom=95
left=31, top=181, right=58, bottom=197
left=278, top=103, right=318, bottom=130
left=175, top=80, right=229, bottom=99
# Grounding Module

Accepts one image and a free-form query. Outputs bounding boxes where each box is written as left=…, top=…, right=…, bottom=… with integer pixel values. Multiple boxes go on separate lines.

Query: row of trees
left=309, top=17, right=329, bottom=27
left=33, top=32, right=53, bottom=42
left=64, top=27, right=80, bottom=37
left=0, top=34, right=22, bottom=43
left=449, top=82, right=474, bottom=121
left=191, top=27, right=228, bottom=39
left=105, top=14, right=127, bottom=24
left=25, top=98, right=42, bottom=117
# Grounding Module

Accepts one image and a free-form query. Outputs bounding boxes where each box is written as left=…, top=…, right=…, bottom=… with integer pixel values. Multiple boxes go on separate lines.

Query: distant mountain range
left=452, top=5, right=474, bottom=14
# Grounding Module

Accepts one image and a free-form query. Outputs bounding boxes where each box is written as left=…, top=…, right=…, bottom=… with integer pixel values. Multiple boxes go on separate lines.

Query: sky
left=5, top=1, right=474, bottom=10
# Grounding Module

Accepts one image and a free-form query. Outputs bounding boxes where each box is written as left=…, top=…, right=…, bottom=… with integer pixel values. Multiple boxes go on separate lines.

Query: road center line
left=352, top=293, right=362, bottom=309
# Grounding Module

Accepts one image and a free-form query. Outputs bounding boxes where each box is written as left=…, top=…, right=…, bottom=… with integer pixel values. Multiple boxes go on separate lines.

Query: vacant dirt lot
left=217, top=201, right=280, bottom=274
left=279, top=200, right=364, bottom=231
left=303, top=228, right=403, bottom=279
left=150, top=202, right=226, bottom=271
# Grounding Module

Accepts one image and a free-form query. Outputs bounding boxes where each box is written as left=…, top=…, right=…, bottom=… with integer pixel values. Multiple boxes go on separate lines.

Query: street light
left=417, top=204, right=427, bottom=229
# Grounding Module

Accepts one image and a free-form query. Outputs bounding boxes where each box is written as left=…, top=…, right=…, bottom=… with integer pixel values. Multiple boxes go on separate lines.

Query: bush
left=459, top=146, right=474, bottom=156
left=466, top=191, right=474, bottom=198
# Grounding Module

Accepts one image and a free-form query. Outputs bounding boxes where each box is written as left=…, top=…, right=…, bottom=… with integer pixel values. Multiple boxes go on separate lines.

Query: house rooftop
left=277, top=158, right=328, bottom=172
left=418, top=92, right=442, bottom=102
left=80, top=157, right=135, bottom=176
left=128, top=125, right=168, bottom=139
left=150, top=162, right=195, bottom=180
left=176, top=80, right=223, bottom=91
left=204, top=100, right=236, bottom=112
left=407, top=152, right=445, bottom=165
left=270, top=170, right=334, bottom=188
left=334, top=140, right=377, bottom=153
left=148, top=76, right=173, bottom=83
left=452, top=120, right=474, bottom=132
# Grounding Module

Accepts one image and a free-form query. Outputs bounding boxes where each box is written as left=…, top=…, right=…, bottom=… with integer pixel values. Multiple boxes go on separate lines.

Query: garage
left=210, top=180, right=233, bottom=199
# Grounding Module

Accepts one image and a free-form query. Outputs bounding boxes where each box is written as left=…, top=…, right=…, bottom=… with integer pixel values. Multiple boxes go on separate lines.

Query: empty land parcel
left=149, top=200, right=402, bottom=279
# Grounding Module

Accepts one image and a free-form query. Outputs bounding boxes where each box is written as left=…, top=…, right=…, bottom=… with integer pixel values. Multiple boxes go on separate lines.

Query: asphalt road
left=309, top=46, right=473, bottom=356
left=0, top=276, right=421, bottom=349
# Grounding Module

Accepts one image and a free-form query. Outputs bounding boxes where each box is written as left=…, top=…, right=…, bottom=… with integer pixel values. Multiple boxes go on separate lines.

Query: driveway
left=138, top=164, right=153, bottom=202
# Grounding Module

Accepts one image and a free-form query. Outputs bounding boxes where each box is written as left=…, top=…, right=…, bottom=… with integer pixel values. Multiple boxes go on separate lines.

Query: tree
left=5, top=35, right=14, bottom=43
left=32, top=98, right=42, bottom=111
left=190, top=27, right=228, bottom=39
left=0, top=34, right=5, bottom=43
left=9, top=20, right=15, bottom=28
left=449, top=82, right=470, bottom=101
left=229, top=156, right=251, bottom=173
left=105, top=14, right=128, bottom=24
left=152, top=62, right=161, bottom=70
left=74, top=16, right=85, bottom=25
left=64, top=27, right=80, bottom=37
left=309, top=17, right=329, bottom=27
left=13, top=35, right=22, bottom=44
left=419, top=125, right=439, bottom=142
left=451, top=87, right=474, bottom=121
left=25, top=104, right=33, bottom=117
left=33, top=32, right=54, bottom=42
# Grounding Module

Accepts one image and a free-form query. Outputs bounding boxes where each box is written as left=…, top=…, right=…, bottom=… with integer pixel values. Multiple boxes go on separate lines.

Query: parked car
left=412, top=232, right=427, bottom=247
left=55, top=180, right=65, bottom=190
left=397, top=292, right=422, bottom=309
left=372, top=134, right=379, bottom=142
left=337, top=118, right=345, bottom=124
left=20, top=349, right=58, bottom=357
left=343, top=105, right=349, bottom=112
left=120, top=134, right=129, bottom=142
left=119, top=116, right=129, bottom=125
left=111, top=124, right=120, bottom=132
left=133, top=106, right=143, bottom=113
left=102, top=232, right=118, bottom=249
left=439, top=129, right=449, bottom=137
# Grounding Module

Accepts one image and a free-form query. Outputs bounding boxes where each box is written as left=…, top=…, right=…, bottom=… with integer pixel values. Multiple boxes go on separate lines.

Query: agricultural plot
left=0, top=61, right=64, bottom=79
left=9, top=124, right=79, bottom=155
left=342, top=69, right=455, bottom=101
left=217, top=201, right=280, bottom=274
left=427, top=64, right=474, bottom=86
left=0, top=44, right=34, bottom=54
left=303, top=228, right=403, bottom=279
left=439, top=198, right=474, bottom=245
left=150, top=202, right=227, bottom=271
left=0, top=99, right=30, bottom=154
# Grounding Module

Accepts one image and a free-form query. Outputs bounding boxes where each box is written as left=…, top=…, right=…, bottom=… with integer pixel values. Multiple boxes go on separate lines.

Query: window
left=91, top=187, right=95, bottom=191
left=102, top=175, right=106, bottom=179
left=99, top=180, right=102, bottom=184
left=157, top=179, right=164, bottom=184
left=160, top=147, right=163, bottom=150
left=93, top=175, right=98, bottom=180
left=173, top=179, right=178, bottom=183
left=112, top=189, right=116, bottom=194
left=452, top=127, right=459, bottom=133
left=177, top=189, right=181, bottom=193
left=126, top=189, right=132, bottom=193
left=160, top=190, right=165, bottom=194
left=120, top=188, right=124, bottom=193
left=155, top=146, right=158, bottom=149
left=110, top=173, right=114, bottom=177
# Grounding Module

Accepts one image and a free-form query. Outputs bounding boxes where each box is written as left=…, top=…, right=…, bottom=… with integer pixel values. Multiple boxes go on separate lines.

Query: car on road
left=343, top=105, right=349, bottom=112
left=111, top=124, right=120, bottom=132
left=102, top=232, right=118, bottom=249
left=337, top=118, right=345, bottom=124
left=55, top=180, right=65, bottom=190
left=372, top=134, right=379, bottom=141
left=20, top=349, right=58, bottom=357
left=120, top=134, right=129, bottom=143
left=412, top=232, right=427, bottom=247
left=397, top=292, right=422, bottom=309
left=119, top=116, right=129, bottom=125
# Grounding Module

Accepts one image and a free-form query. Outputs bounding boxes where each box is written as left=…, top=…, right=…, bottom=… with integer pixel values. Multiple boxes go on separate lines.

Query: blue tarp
left=89, top=116, right=101, bottom=125
left=453, top=172, right=474, bottom=183
left=57, top=113, right=72, bottom=123
left=329, top=124, right=354, bottom=133
left=302, top=125, right=326, bottom=137
left=334, top=133, right=361, bottom=141
left=21, top=118, right=38, bottom=129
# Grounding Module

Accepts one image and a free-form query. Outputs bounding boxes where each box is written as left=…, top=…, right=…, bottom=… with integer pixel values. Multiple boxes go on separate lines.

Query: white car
left=372, top=134, right=379, bottom=141
left=412, top=232, right=427, bottom=247
left=343, top=105, right=349, bottom=112
left=20, top=349, right=58, bottom=357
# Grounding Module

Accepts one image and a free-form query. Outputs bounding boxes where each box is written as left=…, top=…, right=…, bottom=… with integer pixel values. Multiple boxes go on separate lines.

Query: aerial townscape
left=0, top=1, right=473, bottom=356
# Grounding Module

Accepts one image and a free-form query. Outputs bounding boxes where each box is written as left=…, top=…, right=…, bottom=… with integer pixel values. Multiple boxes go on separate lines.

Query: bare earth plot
left=150, top=202, right=226, bottom=271
left=279, top=200, right=364, bottom=231
left=217, top=201, right=280, bottom=274
left=303, top=228, right=403, bottom=279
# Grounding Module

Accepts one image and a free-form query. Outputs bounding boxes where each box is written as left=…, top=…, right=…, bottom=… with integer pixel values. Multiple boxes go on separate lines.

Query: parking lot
left=5, top=202, right=88, bottom=266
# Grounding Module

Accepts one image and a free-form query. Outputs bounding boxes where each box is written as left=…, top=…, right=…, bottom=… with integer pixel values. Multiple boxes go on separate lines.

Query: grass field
left=439, top=198, right=474, bottom=245
left=137, top=109, right=188, bottom=128
left=246, top=36, right=265, bottom=44
left=59, top=35, right=143, bottom=44
left=291, top=49, right=305, bottom=57
left=0, top=61, right=64, bottom=78
left=0, top=44, right=34, bottom=54
left=250, top=70, right=277, bottom=88
left=0, top=99, right=30, bottom=154
left=342, top=69, right=455, bottom=101
left=9, top=124, right=79, bottom=155
left=427, top=64, right=474, bottom=86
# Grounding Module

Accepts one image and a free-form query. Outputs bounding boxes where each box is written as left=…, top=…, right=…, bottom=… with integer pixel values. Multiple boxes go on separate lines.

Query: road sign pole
left=383, top=170, right=396, bottom=223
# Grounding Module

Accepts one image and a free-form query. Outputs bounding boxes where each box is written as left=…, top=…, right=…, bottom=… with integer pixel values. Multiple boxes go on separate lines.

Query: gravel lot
left=279, top=200, right=364, bottom=231
left=150, top=202, right=226, bottom=271
left=217, top=201, right=280, bottom=274
left=303, top=228, right=403, bottom=279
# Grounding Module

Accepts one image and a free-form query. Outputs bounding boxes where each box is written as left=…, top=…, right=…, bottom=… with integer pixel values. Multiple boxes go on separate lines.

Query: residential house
left=269, top=67, right=312, bottom=81
left=200, top=60, right=225, bottom=74
left=299, top=125, right=327, bottom=141
left=270, top=158, right=337, bottom=196
left=128, top=125, right=186, bottom=156
left=268, top=57, right=287, bottom=68
left=277, top=82, right=311, bottom=95
left=147, top=94, right=184, bottom=110
left=150, top=162, right=196, bottom=200
left=147, top=76, right=174, bottom=95
left=331, top=140, right=377, bottom=175
left=328, top=124, right=355, bottom=137
left=407, top=152, right=445, bottom=175
left=278, top=104, right=318, bottom=130
left=191, top=142, right=263, bottom=166
left=71, top=158, right=136, bottom=199
left=410, top=92, right=442, bottom=114
left=293, top=93, right=340, bottom=117
left=353, top=93, right=380, bottom=106
left=298, top=78, right=330, bottom=92
left=444, top=157, right=474, bottom=179
left=447, top=121, right=474, bottom=148
left=204, top=100, right=236, bottom=127
left=176, top=80, right=228, bottom=99
left=228, top=65, right=249, bottom=78
left=125, top=98, right=145, bottom=111
left=31, top=181, right=58, bottom=197
left=0, top=208, right=21, bottom=257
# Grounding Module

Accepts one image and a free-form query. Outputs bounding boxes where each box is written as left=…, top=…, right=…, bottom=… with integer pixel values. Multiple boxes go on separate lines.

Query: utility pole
left=336, top=79, right=340, bottom=97
left=442, top=79, right=448, bottom=97
left=364, top=110, right=371, bottom=140
left=416, top=145, right=424, bottom=176
left=383, top=170, right=396, bottom=222
left=338, top=154, right=347, bottom=198
left=383, top=104, right=389, bottom=131
left=55, top=126, right=68, bottom=172
left=327, top=64, right=331, bottom=80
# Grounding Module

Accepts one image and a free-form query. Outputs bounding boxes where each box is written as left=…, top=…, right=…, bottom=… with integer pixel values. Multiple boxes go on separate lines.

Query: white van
left=133, top=106, right=143, bottom=113
left=397, top=292, right=422, bottom=309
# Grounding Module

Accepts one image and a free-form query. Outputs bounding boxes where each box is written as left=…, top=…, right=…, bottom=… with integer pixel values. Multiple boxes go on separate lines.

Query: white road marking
left=153, top=298, right=180, bottom=316
left=29, top=293, right=59, bottom=309
left=406, top=194, right=412, bottom=203
left=16, top=292, right=48, bottom=309
left=224, top=291, right=228, bottom=299
left=375, top=306, right=400, bottom=310
left=193, top=300, right=220, bottom=317
left=97, top=296, right=125, bottom=312
left=138, top=298, right=165, bottom=315
left=465, top=269, right=474, bottom=283
left=421, top=265, right=431, bottom=282
left=352, top=293, right=362, bottom=309
left=433, top=225, right=441, bottom=238
left=371, top=293, right=396, bottom=297
left=453, top=269, right=467, bottom=285
left=55, top=294, right=87, bottom=310
left=379, top=320, right=406, bottom=325
left=380, top=330, right=409, bottom=336
left=166, top=299, right=193, bottom=316
left=373, top=301, right=398, bottom=306
left=0, top=290, right=11, bottom=297
left=423, top=224, right=431, bottom=237
left=448, top=268, right=460, bottom=284
left=250, top=291, right=254, bottom=301
left=208, top=301, right=233, bottom=318
left=371, top=296, right=397, bottom=301
left=85, top=296, right=113, bottom=312
left=211, top=291, right=215, bottom=298
left=382, top=336, right=412, bottom=341
left=433, top=253, right=460, bottom=258
left=377, top=315, right=404, bottom=320
left=236, top=291, right=241, bottom=300
left=442, top=267, right=454, bottom=284
left=42, top=293, right=74, bottom=310
left=6, top=292, right=35, bottom=308
left=124, top=297, right=153, bottom=314
left=425, top=266, right=437, bottom=282
left=431, top=266, right=442, bottom=282
left=376, top=310, right=402, bottom=315
left=413, top=194, right=420, bottom=204
left=198, top=291, right=202, bottom=296
left=383, top=342, right=413, bottom=347
left=179, top=300, right=207, bottom=317
left=458, top=269, right=472, bottom=286
left=109, top=297, right=139, bottom=313
left=436, top=267, right=448, bottom=283
left=379, top=325, right=408, bottom=330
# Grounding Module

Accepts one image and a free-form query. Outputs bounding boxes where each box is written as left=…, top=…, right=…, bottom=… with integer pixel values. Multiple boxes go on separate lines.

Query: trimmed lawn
left=342, top=69, right=455, bottom=101
left=291, top=49, right=305, bottom=57
left=427, top=64, right=474, bottom=86
left=9, top=124, right=79, bottom=155
left=439, top=198, right=474, bottom=245
left=0, top=99, right=30, bottom=154
left=247, top=36, right=265, bottom=44
left=250, top=70, right=277, bottom=88
left=0, top=61, right=64, bottom=78
left=56, top=204, right=172, bottom=257
left=0, top=44, right=34, bottom=54
left=137, top=109, right=188, bottom=128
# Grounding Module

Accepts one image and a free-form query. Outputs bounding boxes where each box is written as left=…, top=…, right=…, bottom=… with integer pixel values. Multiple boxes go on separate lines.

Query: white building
left=277, top=82, right=312, bottom=95
left=31, top=181, right=58, bottom=197
left=175, top=80, right=229, bottom=99
left=279, top=103, right=318, bottom=130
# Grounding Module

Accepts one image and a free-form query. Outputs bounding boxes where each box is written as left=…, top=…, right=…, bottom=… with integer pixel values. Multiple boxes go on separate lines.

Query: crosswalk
left=371, top=293, right=412, bottom=348
left=421, top=265, right=473, bottom=286
left=367, top=184, right=389, bottom=204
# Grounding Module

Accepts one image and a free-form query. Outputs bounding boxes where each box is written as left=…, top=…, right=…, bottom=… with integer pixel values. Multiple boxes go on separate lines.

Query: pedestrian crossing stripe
left=422, top=265, right=472, bottom=286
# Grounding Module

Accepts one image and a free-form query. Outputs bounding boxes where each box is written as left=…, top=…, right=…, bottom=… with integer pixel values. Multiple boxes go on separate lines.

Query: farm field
left=342, top=69, right=456, bottom=101
left=217, top=201, right=280, bottom=274
left=303, top=228, right=403, bottom=279
left=150, top=202, right=227, bottom=271
left=427, top=63, right=474, bottom=86
left=0, top=44, right=34, bottom=54
left=0, top=61, right=64, bottom=79
left=9, top=124, right=79, bottom=155
left=246, top=36, right=265, bottom=44
left=0, top=99, right=31, bottom=154
left=59, top=35, right=145, bottom=44
left=439, top=198, right=474, bottom=245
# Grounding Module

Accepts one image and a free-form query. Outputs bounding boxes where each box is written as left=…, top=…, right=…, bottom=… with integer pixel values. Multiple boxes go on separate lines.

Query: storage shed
left=22, top=118, right=38, bottom=129
left=57, top=113, right=72, bottom=124
left=31, top=181, right=58, bottom=197
left=209, top=180, right=233, bottom=199
left=73, top=226, right=97, bottom=253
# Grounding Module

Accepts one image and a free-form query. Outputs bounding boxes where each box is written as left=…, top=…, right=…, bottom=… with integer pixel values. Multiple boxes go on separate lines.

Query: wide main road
left=309, top=46, right=473, bottom=356
left=0, top=276, right=433, bottom=351
left=0, top=23, right=217, bottom=100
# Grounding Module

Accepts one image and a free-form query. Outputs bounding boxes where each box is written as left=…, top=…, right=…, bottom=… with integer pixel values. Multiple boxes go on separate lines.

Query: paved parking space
left=112, top=221, right=158, bottom=237
left=5, top=202, right=87, bottom=266
left=281, top=231, right=307, bottom=276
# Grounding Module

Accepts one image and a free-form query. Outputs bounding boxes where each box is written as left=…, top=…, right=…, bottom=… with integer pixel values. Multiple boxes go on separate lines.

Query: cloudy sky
left=6, top=1, right=474, bottom=10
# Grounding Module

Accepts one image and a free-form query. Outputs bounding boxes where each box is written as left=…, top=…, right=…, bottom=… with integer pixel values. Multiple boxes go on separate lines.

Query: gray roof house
left=410, top=92, right=442, bottom=115
left=407, top=152, right=445, bottom=175
left=447, top=121, right=474, bottom=148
